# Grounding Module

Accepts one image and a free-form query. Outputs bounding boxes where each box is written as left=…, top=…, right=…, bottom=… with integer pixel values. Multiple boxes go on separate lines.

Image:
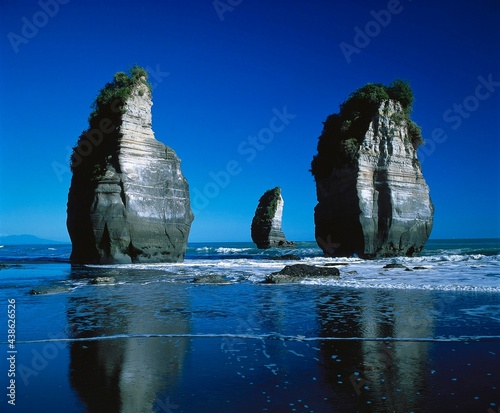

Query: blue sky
left=0, top=0, right=499, bottom=242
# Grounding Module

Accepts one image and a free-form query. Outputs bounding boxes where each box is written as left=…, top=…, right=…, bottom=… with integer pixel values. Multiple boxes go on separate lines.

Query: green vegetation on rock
left=70, top=65, right=152, bottom=177
left=88, top=65, right=151, bottom=124
left=252, top=187, right=281, bottom=226
left=311, top=79, right=423, bottom=180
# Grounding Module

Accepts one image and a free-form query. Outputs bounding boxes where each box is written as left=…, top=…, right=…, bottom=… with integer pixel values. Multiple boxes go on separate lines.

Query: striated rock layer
left=67, top=75, right=193, bottom=264
left=251, top=187, right=295, bottom=249
left=314, top=100, right=433, bottom=258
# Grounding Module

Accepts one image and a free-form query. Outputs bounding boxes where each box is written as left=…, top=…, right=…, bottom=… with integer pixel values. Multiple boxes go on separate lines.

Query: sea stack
left=311, top=80, right=433, bottom=258
left=67, top=66, right=194, bottom=264
left=251, top=187, right=295, bottom=249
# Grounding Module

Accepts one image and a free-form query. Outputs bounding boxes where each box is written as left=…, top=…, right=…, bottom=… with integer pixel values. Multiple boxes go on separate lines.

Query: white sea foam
left=79, top=241, right=500, bottom=292
left=86, top=256, right=500, bottom=292
left=9, top=332, right=500, bottom=345
left=215, top=247, right=252, bottom=254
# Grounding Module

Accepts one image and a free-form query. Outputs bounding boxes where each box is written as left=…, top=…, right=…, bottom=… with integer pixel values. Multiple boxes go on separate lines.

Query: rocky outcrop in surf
left=264, top=264, right=340, bottom=284
left=251, top=187, right=295, bottom=249
left=311, top=81, right=433, bottom=258
left=67, top=66, right=193, bottom=264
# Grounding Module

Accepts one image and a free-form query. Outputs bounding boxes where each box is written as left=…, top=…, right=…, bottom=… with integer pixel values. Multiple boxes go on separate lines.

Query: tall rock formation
left=67, top=67, right=193, bottom=264
left=311, top=81, right=433, bottom=258
left=251, top=187, right=295, bottom=249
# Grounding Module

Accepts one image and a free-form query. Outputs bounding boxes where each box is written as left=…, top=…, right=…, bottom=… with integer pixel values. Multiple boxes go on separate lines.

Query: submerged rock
left=311, top=81, right=433, bottom=258
left=192, top=274, right=231, bottom=284
left=67, top=67, right=193, bottom=264
left=251, top=187, right=295, bottom=249
left=264, top=264, right=340, bottom=284
left=270, top=254, right=302, bottom=261
left=383, top=263, right=408, bottom=269
left=90, top=277, right=115, bottom=285
left=0, top=263, right=21, bottom=270
left=29, top=285, right=72, bottom=295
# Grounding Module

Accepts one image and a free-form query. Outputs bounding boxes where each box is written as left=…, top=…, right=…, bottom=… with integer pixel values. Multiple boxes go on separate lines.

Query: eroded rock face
left=314, top=100, right=433, bottom=258
left=67, top=79, right=193, bottom=264
left=251, top=187, right=295, bottom=249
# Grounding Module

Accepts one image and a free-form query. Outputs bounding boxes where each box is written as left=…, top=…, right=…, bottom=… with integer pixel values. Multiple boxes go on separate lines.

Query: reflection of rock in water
left=316, top=290, right=434, bottom=412
left=67, top=268, right=190, bottom=413
left=315, top=290, right=366, bottom=410
left=358, top=290, right=434, bottom=411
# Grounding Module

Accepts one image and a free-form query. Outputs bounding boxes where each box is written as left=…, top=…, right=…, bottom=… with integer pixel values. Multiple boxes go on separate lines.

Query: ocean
left=0, top=239, right=499, bottom=412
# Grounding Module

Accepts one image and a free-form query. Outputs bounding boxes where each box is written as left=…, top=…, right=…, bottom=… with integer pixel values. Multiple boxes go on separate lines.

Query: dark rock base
left=264, top=264, right=340, bottom=284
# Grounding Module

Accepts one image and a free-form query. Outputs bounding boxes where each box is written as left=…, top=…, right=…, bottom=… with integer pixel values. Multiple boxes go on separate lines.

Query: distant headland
left=0, top=235, right=68, bottom=245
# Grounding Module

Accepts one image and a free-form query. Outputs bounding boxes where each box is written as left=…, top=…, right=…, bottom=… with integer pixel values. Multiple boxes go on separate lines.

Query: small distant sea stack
left=311, top=80, right=433, bottom=258
left=251, top=187, right=295, bottom=249
left=67, top=66, right=194, bottom=264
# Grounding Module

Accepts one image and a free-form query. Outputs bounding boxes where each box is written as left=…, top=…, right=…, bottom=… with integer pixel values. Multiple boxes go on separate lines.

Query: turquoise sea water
left=0, top=239, right=499, bottom=412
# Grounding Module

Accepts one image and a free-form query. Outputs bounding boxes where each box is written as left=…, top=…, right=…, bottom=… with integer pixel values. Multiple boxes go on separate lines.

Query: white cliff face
left=119, top=84, right=190, bottom=222
left=68, top=81, right=194, bottom=264
left=314, top=100, right=433, bottom=258
left=270, top=195, right=284, bottom=232
left=357, top=101, right=433, bottom=256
